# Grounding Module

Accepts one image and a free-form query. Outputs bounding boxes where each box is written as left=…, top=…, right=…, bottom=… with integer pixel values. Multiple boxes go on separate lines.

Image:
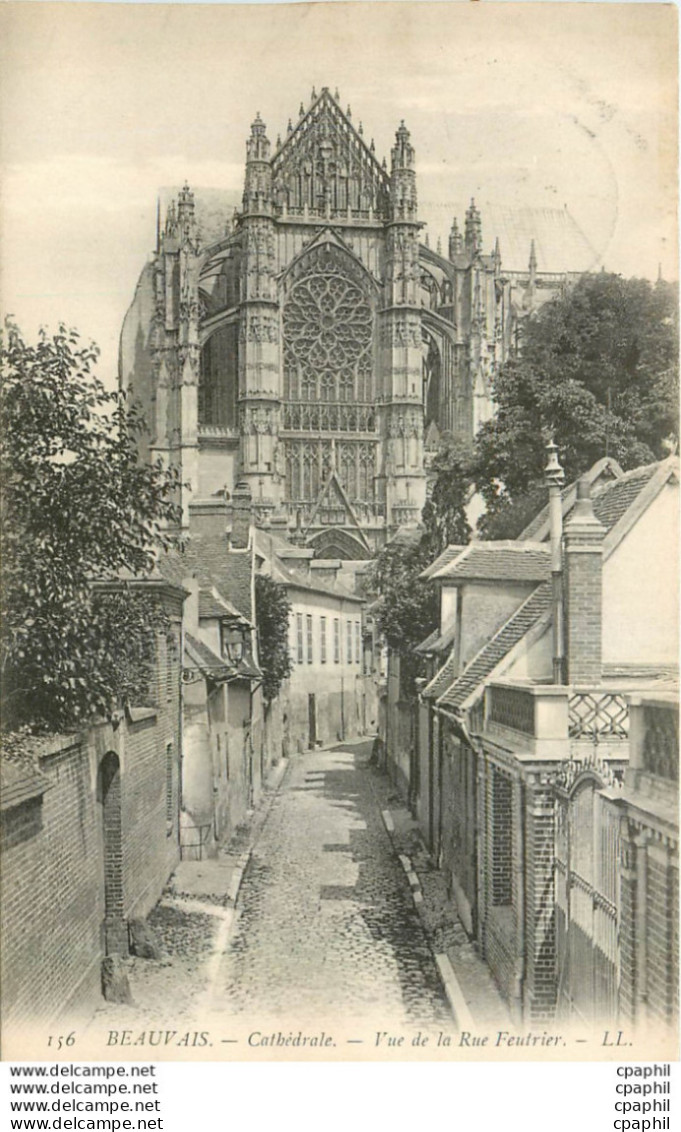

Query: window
left=306, top=614, right=313, bottom=664
left=355, top=620, right=361, bottom=664
left=333, top=618, right=340, bottom=664
left=347, top=620, right=353, bottom=664
left=320, top=617, right=327, bottom=664
left=296, top=612, right=304, bottom=664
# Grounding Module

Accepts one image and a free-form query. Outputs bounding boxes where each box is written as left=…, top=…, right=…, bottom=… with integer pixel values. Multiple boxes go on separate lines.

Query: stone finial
left=465, top=197, right=482, bottom=256
left=544, top=438, right=565, bottom=488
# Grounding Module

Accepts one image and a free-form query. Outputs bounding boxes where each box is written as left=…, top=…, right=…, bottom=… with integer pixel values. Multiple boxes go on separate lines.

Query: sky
left=0, top=1, right=677, bottom=383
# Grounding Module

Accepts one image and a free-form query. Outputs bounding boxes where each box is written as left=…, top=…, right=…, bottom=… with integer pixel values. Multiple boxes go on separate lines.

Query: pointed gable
left=271, top=87, right=390, bottom=220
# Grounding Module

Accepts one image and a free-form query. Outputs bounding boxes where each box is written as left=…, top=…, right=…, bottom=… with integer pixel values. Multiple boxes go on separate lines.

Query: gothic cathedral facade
left=120, top=87, right=522, bottom=557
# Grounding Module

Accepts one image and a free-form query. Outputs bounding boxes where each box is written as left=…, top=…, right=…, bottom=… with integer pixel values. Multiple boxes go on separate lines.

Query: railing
left=198, top=423, right=239, bottom=438
left=391, top=505, right=421, bottom=526
left=568, top=691, right=629, bottom=741
left=282, top=401, right=377, bottom=433
left=287, top=499, right=385, bottom=524
left=488, top=685, right=535, bottom=735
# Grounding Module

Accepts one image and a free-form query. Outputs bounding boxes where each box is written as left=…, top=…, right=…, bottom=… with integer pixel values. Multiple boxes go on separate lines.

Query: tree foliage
left=474, top=274, right=679, bottom=534
left=254, top=574, right=293, bottom=705
left=1, top=321, right=183, bottom=732
left=365, top=534, right=438, bottom=699
left=422, top=435, right=473, bottom=556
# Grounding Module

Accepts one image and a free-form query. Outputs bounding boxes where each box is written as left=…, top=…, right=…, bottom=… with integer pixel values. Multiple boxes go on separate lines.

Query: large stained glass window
left=283, top=244, right=373, bottom=404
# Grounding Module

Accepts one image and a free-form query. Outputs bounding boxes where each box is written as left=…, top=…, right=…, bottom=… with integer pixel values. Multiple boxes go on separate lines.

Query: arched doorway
left=98, top=752, right=127, bottom=955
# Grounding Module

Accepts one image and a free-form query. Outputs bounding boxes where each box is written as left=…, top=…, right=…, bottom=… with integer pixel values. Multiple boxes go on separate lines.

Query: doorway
left=98, top=752, right=127, bottom=955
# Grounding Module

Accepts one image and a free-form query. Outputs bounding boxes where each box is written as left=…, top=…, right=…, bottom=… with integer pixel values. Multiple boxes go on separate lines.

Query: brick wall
left=0, top=740, right=102, bottom=1031
left=1, top=591, right=184, bottom=1032
left=523, top=781, right=558, bottom=1020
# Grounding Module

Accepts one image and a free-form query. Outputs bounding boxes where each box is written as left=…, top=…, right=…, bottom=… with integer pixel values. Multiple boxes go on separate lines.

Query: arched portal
left=98, top=752, right=127, bottom=956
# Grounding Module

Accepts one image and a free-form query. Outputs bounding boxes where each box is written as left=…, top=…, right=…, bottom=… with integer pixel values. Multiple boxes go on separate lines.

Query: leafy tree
left=254, top=574, right=293, bottom=705
left=1, top=321, right=183, bottom=732
left=422, top=435, right=473, bottom=556
left=365, top=534, right=438, bottom=699
left=474, top=274, right=679, bottom=534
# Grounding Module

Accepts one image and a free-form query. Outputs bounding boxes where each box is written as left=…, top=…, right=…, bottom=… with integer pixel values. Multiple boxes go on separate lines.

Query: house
left=159, top=483, right=268, bottom=858
left=416, top=450, right=678, bottom=1026
left=254, top=529, right=368, bottom=751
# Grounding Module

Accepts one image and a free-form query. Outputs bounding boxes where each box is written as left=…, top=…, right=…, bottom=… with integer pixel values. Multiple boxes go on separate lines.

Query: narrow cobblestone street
left=207, top=741, right=453, bottom=1034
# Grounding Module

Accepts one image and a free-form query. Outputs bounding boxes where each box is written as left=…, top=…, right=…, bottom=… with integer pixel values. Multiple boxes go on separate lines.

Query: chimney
left=188, top=498, right=228, bottom=539
left=544, top=439, right=565, bottom=683
left=230, top=481, right=253, bottom=549
left=563, top=476, right=605, bottom=685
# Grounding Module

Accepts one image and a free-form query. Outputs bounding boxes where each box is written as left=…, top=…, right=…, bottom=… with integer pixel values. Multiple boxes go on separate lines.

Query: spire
left=436, top=236, right=442, bottom=256
left=390, top=120, right=417, bottom=220
left=334, top=87, right=340, bottom=100
left=391, top=121, right=414, bottom=170
left=244, top=113, right=272, bottom=210
left=287, top=118, right=293, bottom=134
left=156, top=196, right=161, bottom=253
left=311, top=85, right=317, bottom=101
left=358, top=121, right=364, bottom=136
left=299, top=102, right=305, bottom=117
left=529, top=238, right=537, bottom=278
left=246, top=112, right=271, bottom=161
left=494, top=236, right=502, bottom=272
left=448, top=217, right=463, bottom=259
left=465, top=198, right=482, bottom=256
left=346, top=104, right=352, bottom=120
left=177, top=182, right=195, bottom=227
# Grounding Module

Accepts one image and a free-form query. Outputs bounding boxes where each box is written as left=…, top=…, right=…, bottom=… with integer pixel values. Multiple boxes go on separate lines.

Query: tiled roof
left=433, top=541, right=550, bottom=582
left=1, top=753, right=52, bottom=812
left=185, top=631, right=261, bottom=683
left=419, top=545, right=466, bottom=580
left=199, top=588, right=248, bottom=623
left=414, top=627, right=440, bottom=655
left=430, top=621, right=457, bottom=655
left=185, top=632, right=232, bottom=680
left=437, top=583, right=551, bottom=710
left=591, top=462, right=660, bottom=532
left=423, top=650, right=459, bottom=701
left=519, top=457, right=623, bottom=541
left=255, top=530, right=363, bottom=603
left=159, top=536, right=254, bottom=622
left=519, top=459, right=660, bottom=543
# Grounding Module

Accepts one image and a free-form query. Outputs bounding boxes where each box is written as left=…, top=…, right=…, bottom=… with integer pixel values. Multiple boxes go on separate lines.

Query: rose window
left=283, top=261, right=373, bottom=403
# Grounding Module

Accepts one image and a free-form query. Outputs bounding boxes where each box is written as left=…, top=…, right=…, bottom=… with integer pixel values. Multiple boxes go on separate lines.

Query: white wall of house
left=286, top=588, right=365, bottom=750
left=459, top=580, right=536, bottom=668
left=603, top=481, right=679, bottom=667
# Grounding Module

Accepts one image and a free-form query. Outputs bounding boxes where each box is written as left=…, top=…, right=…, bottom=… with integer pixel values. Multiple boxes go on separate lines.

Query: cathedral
left=120, top=86, right=589, bottom=557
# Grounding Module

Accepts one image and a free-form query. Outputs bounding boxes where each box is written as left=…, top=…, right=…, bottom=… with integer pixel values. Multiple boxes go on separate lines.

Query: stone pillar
left=376, top=122, right=426, bottom=532
left=150, top=184, right=201, bottom=526
left=239, top=114, right=281, bottom=519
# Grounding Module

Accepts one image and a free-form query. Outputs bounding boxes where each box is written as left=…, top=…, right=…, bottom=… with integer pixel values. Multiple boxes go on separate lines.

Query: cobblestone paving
left=210, top=743, right=453, bottom=1033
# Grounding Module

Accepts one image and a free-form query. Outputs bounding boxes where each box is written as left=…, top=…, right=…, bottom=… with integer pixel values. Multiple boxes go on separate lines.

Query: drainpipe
left=545, top=439, right=565, bottom=684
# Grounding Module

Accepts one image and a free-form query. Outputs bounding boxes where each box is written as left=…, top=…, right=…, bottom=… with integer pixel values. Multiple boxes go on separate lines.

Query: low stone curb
left=380, top=805, right=475, bottom=1032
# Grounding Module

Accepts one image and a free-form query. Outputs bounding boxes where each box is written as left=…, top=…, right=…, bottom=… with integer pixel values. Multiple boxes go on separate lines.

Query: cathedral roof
left=487, top=204, right=598, bottom=274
